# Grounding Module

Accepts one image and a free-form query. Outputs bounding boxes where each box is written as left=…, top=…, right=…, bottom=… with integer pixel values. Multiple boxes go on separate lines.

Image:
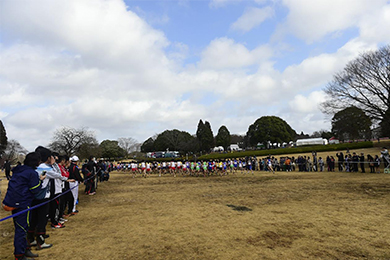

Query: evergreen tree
left=204, top=121, right=214, bottom=151
left=141, top=137, right=155, bottom=153
left=196, top=119, right=214, bottom=152
left=246, top=116, right=296, bottom=147
left=331, top=106, right=372, bottom=141
left=215, top=125, right=231, bottom=150
left=99, top=140, right=126, bottom=159
left=0, top=120, right=7, bottom=156
left=154, top=129, right=195, bottom=153
left=196, top=119, right=205, bottom=151
left=380, top=107, right=390, bottom=137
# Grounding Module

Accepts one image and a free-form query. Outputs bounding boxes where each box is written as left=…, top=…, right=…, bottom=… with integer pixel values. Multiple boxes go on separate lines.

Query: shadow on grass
left=226, top=204, right=252, bottom=212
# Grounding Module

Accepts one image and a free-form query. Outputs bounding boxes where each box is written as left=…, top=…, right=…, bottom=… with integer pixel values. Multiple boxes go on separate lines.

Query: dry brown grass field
left=1, top=147, right=390, bottom=260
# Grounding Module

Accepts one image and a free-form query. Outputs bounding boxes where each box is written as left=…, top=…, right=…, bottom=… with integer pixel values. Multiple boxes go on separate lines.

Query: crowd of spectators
left=1, top=146, right=109, bottom=260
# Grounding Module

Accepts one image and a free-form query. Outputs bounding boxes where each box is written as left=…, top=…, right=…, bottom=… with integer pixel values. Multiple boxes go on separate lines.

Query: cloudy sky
left=1, top=0, right=389, bottom=151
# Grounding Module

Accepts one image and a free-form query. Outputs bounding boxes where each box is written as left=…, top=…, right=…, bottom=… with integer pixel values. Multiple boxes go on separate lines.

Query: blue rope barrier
left=0, top=175, right=95, bottom=223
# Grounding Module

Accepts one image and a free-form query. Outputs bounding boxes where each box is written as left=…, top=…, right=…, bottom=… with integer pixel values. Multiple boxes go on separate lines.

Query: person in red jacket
left=57, top=155, right=75, bottom=222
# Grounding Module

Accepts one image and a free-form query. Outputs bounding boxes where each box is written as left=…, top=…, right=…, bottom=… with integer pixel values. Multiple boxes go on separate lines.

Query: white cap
left=70, top=155, right=80, bottom=162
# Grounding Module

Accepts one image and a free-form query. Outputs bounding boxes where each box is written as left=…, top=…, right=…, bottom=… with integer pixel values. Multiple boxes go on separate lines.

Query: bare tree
left=3, top=139, right=28, bottom=163
left=49, top=126, right=98, bottom=156
left=322, top=45, right=390, bottom=128
left=118, top=137, right=139, bottom=155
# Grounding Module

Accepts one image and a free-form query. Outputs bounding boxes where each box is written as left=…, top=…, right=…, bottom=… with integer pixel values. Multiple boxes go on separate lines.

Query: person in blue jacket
left=2, top=152, right=46, bottom=260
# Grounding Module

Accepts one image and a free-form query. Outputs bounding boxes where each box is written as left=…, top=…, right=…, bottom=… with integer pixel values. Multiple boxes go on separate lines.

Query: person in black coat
left=352, top=152, right=359, bottom=172
left=83, top=157, right=96, bottom=195
left=359, top=153, right=365, bottom=173
left=336, top=152, right=344, bottom=171
left=4, top=159, right=11, bottom=180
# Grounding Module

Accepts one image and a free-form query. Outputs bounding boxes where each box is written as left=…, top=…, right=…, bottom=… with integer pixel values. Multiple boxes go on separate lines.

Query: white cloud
left=0, top=0, right=171, bottom=72
left=198, top=37, right=273, bottom=70
left=276, top=0, right=388, bottom=43
left=231, top=6, right=274, bottom=33
left=0, top=111, right=9, bottom=118
left=0, top=0, right=180, bottom=150
left=281, top=38, right=378, bottom=90
left=288, top=91, right=326, bottom=114
left=359, top=4, right=390, bottom=43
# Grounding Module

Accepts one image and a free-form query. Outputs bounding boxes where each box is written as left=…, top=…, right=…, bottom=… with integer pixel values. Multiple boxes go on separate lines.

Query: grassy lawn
left=1, top=156, right=390, bottom=260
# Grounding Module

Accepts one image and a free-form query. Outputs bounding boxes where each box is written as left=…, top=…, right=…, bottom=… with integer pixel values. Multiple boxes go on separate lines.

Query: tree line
left=140, top=116, right=299, bottom=154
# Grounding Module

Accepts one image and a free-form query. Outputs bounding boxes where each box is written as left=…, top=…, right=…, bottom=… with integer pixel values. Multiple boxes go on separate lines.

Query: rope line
left=0, top=175, right=95, bottom=223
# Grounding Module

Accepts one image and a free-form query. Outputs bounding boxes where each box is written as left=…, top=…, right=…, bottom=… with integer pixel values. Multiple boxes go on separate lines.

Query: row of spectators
left=1, top=146, right=109, bottom=260
left=248, top=148, right=388, bottom=173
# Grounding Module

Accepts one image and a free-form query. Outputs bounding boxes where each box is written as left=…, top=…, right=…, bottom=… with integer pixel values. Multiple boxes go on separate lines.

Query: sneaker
left=29, top=240, right=37, bottom=246
left=51, top=223, right=65, bottom=229
left=71, top=210, right=79, bottom=214
left=36, top=242, right=53, bottom=250
left=59, top=218, right=68, bottom=222
left=36, top=234, right=53, bottom=250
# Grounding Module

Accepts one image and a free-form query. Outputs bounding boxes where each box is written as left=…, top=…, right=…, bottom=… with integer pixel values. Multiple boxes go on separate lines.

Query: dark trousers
left=59, top=194, right=65, bottom=218
left=5, top=169, right=11, bottom=180
left=49, top=195, right=60, bottom=225
left=62, top=189, right=74, bottom=215
left=360, top=163, right=365, bottom=173
left=12, top=207, right=30, bottom=256
left=338, top=162, right=343, bottom=171
left=85, top=179, right=95, bottom=194
left=29, top=199, right=49, bottom=235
